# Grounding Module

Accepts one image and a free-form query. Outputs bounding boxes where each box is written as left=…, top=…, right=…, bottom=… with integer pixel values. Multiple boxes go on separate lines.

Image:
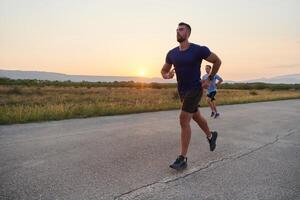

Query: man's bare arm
left=161, top=63, right=174, bottom=79
left=217, top=77, right=223, bottom=86
left=204, top=52, right=222, bottom=78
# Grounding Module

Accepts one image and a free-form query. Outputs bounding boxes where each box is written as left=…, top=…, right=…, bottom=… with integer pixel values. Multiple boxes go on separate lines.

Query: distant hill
left=244, top=74, right=300, bottom=84
left=0, top=69, right=176, bottom=83
left=0, top=69, right=299, bottom=84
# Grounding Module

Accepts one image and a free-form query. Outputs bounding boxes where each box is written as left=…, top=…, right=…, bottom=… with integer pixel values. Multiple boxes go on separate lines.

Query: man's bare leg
left=206, top=98, right=216, bottom=113
left=192, top=110, right=212, bottom=138
left=212, top=101, right=217, bottom=113
left=179, top=110, right=193, bottom=156
left=193, top=110, right=218, bottom=151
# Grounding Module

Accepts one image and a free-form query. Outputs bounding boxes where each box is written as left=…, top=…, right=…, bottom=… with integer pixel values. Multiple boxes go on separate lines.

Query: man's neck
left=179, top=40, right=190, bottom=51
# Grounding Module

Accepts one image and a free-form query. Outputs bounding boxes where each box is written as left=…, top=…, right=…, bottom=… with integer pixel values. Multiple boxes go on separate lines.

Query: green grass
left=0, top=85, right=299, bottom=125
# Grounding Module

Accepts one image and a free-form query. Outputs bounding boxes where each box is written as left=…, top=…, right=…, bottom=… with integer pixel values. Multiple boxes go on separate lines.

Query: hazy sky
left=1, top=0, right=299, bottom=81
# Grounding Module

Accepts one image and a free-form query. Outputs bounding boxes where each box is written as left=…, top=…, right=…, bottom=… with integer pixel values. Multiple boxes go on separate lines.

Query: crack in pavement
left=277, top=141, right=300, bottom=147
left=114, top=129, right=298, bottom=200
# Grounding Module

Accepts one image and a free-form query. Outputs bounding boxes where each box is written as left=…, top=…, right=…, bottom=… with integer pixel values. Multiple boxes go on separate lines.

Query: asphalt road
left=0, top=100, right=299, bottom=200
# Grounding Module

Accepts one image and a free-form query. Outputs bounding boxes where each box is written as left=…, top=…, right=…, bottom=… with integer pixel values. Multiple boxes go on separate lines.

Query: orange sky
left=0, top=0, right=299, bottom=81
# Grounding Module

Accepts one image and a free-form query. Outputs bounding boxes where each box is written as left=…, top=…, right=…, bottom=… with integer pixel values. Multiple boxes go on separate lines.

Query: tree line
left=0, top=77, right=299, bottom=90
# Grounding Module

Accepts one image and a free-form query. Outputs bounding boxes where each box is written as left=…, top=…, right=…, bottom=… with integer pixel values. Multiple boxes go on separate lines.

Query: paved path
left=0, top=100, right=299, bottom=200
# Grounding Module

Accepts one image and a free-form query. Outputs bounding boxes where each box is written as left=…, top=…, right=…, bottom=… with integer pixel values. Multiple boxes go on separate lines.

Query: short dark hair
left=205, top=65, right=212, bottom=69
left=178, top=22, right=191, bottom=33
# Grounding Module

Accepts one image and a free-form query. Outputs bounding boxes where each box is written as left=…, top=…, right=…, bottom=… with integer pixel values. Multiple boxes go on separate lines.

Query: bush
left=8, top=86, right=22, bottom=95
left=249, top=90, right=258, bottom=95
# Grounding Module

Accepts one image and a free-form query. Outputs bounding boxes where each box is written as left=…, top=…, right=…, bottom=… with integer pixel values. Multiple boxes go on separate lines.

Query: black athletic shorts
left=180, top=88, right=203, bottom=113
left=207, top=91, right=217, bottom=101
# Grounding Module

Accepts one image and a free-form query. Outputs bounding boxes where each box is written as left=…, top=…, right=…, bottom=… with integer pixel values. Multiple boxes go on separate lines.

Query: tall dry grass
left=0, top=85, right=299, bottom=124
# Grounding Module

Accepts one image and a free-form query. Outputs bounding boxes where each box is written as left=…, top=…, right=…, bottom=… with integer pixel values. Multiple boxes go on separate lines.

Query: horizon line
left=1, top=68, right=300, bottom=82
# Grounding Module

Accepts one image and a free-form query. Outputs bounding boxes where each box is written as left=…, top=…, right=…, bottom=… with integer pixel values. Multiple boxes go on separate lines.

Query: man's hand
left=202, top=79, right=210, bottom=89
left=161, top=63, right=175, bottom=79
left=162, top=70, right=175, bottom=79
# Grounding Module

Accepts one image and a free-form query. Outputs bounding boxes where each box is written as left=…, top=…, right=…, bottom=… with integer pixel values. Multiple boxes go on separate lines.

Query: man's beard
left=177, top=34, right=185, bottom=43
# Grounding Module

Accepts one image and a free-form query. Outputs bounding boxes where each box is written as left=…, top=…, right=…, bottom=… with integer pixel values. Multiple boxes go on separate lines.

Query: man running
left=161, top=22, right=222, bottom=170
left=202, top=65, right=223, bottom=118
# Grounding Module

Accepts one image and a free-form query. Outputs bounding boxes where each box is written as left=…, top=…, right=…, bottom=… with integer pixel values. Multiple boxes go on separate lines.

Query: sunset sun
left=138, top=69, right=146, bottom=77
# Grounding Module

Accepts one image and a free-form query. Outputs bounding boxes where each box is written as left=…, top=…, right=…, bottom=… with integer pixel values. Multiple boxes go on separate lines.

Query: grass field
left=0, top=85, right=299, bottom=124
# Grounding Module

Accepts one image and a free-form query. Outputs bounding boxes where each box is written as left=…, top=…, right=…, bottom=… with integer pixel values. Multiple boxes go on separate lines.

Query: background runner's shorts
left=180, top=88, right=203, bottom=113
left=207, top=91, right=217, bottom=101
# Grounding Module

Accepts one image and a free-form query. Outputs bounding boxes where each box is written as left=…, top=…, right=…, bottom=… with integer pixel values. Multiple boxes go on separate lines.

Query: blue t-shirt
left=202, top=74, right=222, bottom=93
left=166, top=43, right=211, bottom=97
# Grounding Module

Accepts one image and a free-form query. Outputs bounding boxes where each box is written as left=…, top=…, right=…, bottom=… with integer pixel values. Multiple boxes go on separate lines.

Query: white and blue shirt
left=202, top=74, right=222, bottom=93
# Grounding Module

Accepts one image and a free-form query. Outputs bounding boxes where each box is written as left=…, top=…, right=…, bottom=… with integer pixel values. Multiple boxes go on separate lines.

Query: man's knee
left=192, top=114, right=197, bottom=121
left=180, top=112, right=191, bottom=128
left=192, top=111, right=199, bottom=121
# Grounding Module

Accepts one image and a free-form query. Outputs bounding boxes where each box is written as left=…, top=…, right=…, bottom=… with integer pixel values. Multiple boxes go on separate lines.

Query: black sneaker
left=169, top=155, right=187, bottom=170
left=214, top=113, right=220, bottom=119
left=210, top=112, right=215, bottom=117
left=207, top=131, right=218, bottom=151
